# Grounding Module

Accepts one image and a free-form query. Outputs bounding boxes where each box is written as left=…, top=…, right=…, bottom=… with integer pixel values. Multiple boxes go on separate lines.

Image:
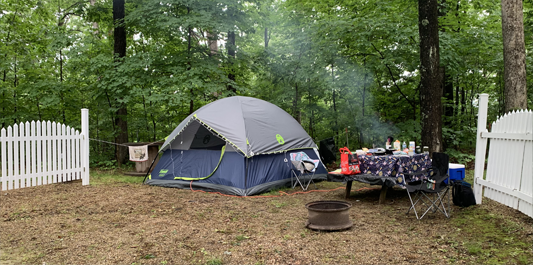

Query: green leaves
left=0, top=0, right=522, bottom=163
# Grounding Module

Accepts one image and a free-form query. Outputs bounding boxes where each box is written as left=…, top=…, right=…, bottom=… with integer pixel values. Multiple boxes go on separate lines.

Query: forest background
left=1, top=0, right=532, bottom=168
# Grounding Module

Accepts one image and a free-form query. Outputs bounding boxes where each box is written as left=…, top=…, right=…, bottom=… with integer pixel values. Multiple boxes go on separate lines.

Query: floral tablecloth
left=357, top=153, right=431, bottom=186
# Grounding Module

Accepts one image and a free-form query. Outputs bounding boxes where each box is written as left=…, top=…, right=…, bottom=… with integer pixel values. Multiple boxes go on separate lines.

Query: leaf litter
left=1, top=179, right=531, bottom=264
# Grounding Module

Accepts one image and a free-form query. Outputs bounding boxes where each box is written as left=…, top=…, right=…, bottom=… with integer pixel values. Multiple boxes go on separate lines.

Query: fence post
left=1, top=128, right=6, bottom=191
left=81, top=109, right=90, bottom=185
left=474, top=94, right=489, bottom=204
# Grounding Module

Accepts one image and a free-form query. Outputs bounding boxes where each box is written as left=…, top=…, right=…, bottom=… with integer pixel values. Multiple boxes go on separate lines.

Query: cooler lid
left=449, top=163, right=465, bottom=169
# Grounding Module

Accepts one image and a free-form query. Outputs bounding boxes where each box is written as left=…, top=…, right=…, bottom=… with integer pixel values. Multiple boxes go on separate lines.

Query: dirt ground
left=1, top=179, right=532, bottom=265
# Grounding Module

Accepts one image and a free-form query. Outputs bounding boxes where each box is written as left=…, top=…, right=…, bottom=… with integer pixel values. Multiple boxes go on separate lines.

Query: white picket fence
left=0, top=109, right=89, bottom=190
left=474, top=94, right=533, bottom=218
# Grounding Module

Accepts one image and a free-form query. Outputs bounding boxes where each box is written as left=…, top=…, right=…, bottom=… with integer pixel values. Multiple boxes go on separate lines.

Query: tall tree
left=418, top=0, right=443, bottom=153
left=113, top=0, right=128, bottom=166
left=501, top=0, right=527, bottom=112
left=226, top=4, right=237, bottom=93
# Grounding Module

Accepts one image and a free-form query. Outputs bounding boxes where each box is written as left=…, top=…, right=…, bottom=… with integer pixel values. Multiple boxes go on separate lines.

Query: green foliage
left=446, top=148, right=476, bottom=165
left=1, top=0, right=526, bottom=166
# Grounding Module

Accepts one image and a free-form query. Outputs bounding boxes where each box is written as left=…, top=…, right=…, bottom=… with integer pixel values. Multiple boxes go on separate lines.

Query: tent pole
left=143, top=151, right=162, bottom=183
left=244, top=157, right=248, bottom=193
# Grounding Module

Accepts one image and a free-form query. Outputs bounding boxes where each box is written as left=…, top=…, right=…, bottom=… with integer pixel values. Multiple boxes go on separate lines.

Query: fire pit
left=305, top=201, right=353, bottom=231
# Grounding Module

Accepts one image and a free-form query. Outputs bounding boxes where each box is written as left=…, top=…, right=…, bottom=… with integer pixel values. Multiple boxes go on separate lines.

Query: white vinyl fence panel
left=474, top=95, right=533, bottom=218
left=0, top=109, right=89, bottom=190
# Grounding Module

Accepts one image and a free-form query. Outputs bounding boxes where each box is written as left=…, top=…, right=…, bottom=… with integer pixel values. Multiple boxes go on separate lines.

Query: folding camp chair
left=289, top=152, right=318, bottom=191
left=404, top=152, right=451, bottom=219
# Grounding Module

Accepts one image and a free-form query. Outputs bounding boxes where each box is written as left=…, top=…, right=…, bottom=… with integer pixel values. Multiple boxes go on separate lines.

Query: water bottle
left=402, top=141, right=407, bottom=150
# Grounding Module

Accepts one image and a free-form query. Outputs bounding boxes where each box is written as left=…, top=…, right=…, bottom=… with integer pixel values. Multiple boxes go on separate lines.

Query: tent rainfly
left=145, top=96, right=328, bottom=196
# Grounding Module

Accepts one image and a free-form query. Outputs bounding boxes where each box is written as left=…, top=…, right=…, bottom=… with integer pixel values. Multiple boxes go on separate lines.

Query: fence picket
left=518, top=111, right=533, bottom=217
left=30, top=121, right=36, bottom=186
left=1, top=110, right=87, bottom=191
left=8, top=126, right=13, bottom=190
left=75, top=131, right=79, bottom=180
left=46, top=121, right=52, bottom=185
left=52, top=122, right=58, bottom=183
left=14, top=124, right=20, bottom=189
left=476, top=96, right=533, bottom=218
left=36, top=121, right=42, bottom=185
left=1, top=128, right=6, bottom=191
left=66, top=126, right=71, bottom=181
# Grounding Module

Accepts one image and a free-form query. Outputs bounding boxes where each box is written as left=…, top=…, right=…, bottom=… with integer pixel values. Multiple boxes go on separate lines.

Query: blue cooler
left=446, top=163, right=465, bottom=184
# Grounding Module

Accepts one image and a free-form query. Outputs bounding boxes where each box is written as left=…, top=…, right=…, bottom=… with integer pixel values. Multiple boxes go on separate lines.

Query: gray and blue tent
left=145, top=96, right=328, bottom=196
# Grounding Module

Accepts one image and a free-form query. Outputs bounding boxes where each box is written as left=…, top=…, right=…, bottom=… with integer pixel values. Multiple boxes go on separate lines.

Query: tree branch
left=58, top=12, right=81, bottom=26
left=371, top=42, right=416, bottom=111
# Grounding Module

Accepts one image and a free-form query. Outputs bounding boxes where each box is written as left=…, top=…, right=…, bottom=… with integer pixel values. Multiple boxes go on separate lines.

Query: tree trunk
left=187, top=16, right=194, bottom=115
left=443, top=68, right=453, bottom=127
left=264, top=28, right=269, bottom=48
left=227, top=3, right=237, bottom=93
left=227, top=31, right=236, bottom=93
left=293, top=83, right=299, bottom=123
left=90, top=0, right=99, bottom=34
left=501, top=0, right=527, bottom=112
left=113, top=0, right=128, bottom=166
left=360, top=69, right=368, bottom=147
left=439, top=1, right=453, bottom=130
left=308, top=87, right=314, bottom=137
left=460, top=87, right=465, bottom=120
left=454, top=83, right=459, bottom=118
left=331, top=64, right=339, bottom=146
left=207, top=31, right=218, bottom=56
left=13, top=56, right=17, bottom=124
left=418, top=0, right=443, bottom=153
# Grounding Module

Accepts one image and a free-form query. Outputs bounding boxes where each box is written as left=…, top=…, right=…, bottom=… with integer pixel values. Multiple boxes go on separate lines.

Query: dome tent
left=145, top=96, right=327, bottom=196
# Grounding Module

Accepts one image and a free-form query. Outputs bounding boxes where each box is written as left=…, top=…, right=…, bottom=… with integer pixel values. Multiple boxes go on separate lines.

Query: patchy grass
left=90, top=169, right=146, bottom=185
left=1, top=169, right=531, bottom=264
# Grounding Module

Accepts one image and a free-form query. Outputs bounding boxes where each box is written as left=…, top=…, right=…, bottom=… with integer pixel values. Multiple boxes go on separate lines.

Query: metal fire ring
left=305, top=200, right=353, bottom=231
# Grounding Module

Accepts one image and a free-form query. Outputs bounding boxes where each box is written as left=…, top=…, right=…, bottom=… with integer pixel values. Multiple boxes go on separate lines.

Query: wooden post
left=345, top=180, right=353, bottom=199
left=474, top=94, right=489, bottom=204
left=379, top=185, right=388, bottom=204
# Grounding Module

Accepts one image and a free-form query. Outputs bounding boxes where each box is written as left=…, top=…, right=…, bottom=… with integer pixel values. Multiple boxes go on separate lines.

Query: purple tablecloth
left=357, top=153, right=431, bottom=186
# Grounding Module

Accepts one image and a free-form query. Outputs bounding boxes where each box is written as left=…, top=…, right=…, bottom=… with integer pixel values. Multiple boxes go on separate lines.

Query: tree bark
left=293, top=83, right=300, bottom=123
left=227, top=31, right=236, bottom=93
left=90, top=0, right=99, bottom=34
left=331, top=64, right=339, bottom=145
left=501, top=0, right=527, bottom=112
left=13, top=56, right=17, bottom=124
left=418, top=0, right=443, bottom=153
left=443, top=68, right=453, bottom=127
left=207, top=31, right=218, bottom=56
left=460, top=87, right=465, bottom=117
left=264, top=28, right=269, bottom=48
left=113, top=0, right=128, bottom=167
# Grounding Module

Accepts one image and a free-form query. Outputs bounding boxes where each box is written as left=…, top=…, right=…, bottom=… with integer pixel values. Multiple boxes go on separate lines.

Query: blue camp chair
left=289, top=152, right=318, bottom=191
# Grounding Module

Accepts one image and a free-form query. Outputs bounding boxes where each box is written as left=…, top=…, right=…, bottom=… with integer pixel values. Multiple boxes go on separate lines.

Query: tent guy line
left=89, top=138, right=166, bottom=147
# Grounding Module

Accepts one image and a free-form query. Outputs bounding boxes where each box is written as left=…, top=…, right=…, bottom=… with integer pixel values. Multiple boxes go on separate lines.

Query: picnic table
left=328, top=153, right=431, bottom=203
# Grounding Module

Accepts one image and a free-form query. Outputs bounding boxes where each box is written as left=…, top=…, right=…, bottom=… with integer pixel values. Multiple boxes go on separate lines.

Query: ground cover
left=1, top=170, right=532, bottom=265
